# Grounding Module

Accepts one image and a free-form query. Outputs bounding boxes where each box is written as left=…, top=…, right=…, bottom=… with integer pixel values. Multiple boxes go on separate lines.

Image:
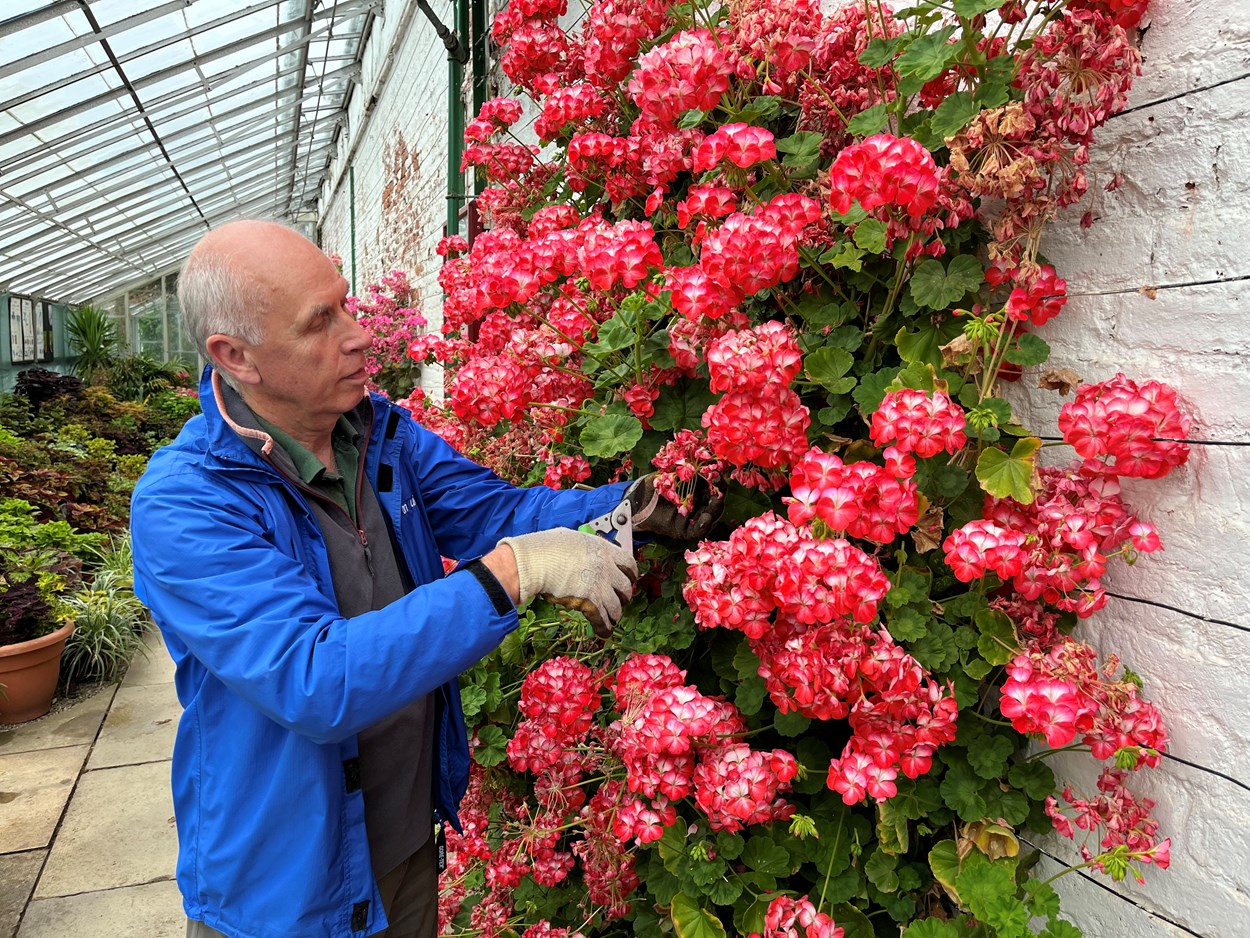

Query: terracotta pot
left=0, top=621, right=74, bottom=724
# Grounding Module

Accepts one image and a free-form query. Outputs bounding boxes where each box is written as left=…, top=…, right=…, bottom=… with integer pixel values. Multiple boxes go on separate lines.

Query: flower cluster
left=1058, top=373, right=1191, bottom=478
left=869, top=388, right=968, bottom=458
left=785, top=446, right=919, bottom=544
left=750, top=894, right=844, bottom=938
left=1045, top=768, right=1171, bottom=881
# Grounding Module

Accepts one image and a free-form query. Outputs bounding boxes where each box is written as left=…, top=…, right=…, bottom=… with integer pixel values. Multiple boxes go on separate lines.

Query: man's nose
left=343, top=315, right=372, bottom=351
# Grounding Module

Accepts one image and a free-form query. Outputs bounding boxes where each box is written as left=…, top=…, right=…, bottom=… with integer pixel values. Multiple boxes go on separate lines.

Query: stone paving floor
left=0, top=631, right=183, bottom=937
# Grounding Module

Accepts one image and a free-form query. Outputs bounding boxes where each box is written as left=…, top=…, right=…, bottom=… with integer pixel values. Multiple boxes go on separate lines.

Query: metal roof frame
left=0, top=0, right=378, bottom=304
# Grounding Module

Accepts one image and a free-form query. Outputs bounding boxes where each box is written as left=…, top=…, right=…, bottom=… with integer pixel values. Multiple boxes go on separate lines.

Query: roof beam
left=0, top=0, right=189, bottom=80
left=0, top=2, right=78, bottom=40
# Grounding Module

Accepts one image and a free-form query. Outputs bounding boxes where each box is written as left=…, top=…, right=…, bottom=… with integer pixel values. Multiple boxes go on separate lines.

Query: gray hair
left=178, top=252, right=267, bottom=366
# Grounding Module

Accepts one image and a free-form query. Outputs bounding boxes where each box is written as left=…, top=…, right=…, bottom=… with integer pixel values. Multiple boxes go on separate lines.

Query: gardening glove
left=498, top=528, right=638, bottom=639
left=627, top=473, right=724, bottom=542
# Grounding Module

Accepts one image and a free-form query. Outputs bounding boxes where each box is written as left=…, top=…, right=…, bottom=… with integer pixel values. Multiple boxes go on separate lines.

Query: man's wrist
left=480, top=544, right=521, bottom=605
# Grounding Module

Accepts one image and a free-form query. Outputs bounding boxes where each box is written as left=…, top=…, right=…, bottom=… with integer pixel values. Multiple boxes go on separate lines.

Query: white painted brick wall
left=1005, top=2, right=1250, bottom=934
left=318, top=0, right=460, bottom=396
left=319, top=1, right=1249, bottom=933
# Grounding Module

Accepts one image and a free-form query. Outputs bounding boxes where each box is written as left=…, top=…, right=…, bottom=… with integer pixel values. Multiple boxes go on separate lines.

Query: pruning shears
left=579, top=496, right=634, bottom=556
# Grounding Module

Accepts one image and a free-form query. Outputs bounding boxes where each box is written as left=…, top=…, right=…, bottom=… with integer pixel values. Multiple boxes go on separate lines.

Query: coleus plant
left=385, top=0, right=1184, bottom=935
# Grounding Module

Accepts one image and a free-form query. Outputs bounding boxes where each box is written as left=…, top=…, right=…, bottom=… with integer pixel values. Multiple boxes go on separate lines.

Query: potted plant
left=0, top=549, right=77, bottom=724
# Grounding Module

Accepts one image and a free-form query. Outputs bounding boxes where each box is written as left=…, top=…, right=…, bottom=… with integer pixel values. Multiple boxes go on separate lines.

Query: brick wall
left=318, top=0, right=462, bottom=395
left=1006, top=2, right=1250, bottom=934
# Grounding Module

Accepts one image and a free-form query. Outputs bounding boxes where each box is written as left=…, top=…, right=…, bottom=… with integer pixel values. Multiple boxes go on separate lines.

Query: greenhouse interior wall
left=318, top=0, right=486, bottom=399
left=1, top=292, right=72, bottom=393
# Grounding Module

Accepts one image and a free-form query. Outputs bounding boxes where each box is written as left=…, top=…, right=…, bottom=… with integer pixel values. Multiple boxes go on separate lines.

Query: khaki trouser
left=186, top=836, right=438, bottom=938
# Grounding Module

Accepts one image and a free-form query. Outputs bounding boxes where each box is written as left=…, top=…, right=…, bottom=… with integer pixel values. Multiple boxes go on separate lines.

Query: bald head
left=178, top=220, right=331, bottom=369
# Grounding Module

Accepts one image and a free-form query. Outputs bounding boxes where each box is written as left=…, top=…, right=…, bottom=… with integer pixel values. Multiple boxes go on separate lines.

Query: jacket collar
left=196, top=365, right=378, bottom=471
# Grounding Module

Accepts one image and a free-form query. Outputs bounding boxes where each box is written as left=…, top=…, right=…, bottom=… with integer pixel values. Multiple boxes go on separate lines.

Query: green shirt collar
left=252, top=414, right=359, bottom=486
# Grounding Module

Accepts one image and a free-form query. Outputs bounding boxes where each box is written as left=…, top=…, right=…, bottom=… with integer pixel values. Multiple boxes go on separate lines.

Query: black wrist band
left=462, top=558, right=515, bottom=616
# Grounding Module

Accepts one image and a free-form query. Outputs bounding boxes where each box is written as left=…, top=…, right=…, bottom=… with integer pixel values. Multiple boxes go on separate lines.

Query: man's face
left=240, top=231, right=372, bottom=434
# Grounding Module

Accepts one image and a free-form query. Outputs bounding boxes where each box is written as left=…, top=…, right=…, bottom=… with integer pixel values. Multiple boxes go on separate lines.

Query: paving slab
left=122, top=632, right=176, bottom=688
left=18, top=879, right=183, bottom=938
left=87, top=682, right=180, bottom=770
left=33, top=761, right=176, bottom=899
left=0, top=850, right=45, bottom=938
left=0, top=746, right=88, bottom=854
left=0, top=689, right=114, bottom=758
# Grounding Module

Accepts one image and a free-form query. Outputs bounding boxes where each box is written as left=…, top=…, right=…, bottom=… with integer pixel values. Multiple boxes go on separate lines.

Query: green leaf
left=984, top=787, right=1030, bottom=826
left=877, top=798, right=910, bottom=855
left=580, top=413, right=644, bottom=458
left=953, top=0, right=1007, bottom=16
left=651, top=383, right=718, bottom=432
left=670, top=894, right=728, bottom=938
left=847, top=103, right=891, bottom=138
left=1004, top=332, right=1052, bottom=366
left=1023, top=879, right=1062, bottom=919
left=887, top=606, right=931, bottom=642
left=852, top=217, right=890, bottom=254
left=910, top=621, right=960, bottom=671
left=895, top=26, right=959, bottom=81
left=929, top=840, right=961, bottom=901
left=732, top=635, right=762, bottom=680
left=775, top=131, right=824, bottom=169
left=956, top=853, right=1030, bottom=938
left=742, top=835, right=792, bottom=876
left=854, top=367, right=901, bottom=413
left=978, top=54, right=1018, bottom=109
left=975, top=436, right=1042, bottom=504
left=941, top=762, right=989, bottom=821
left=975, top=607, right=1018, bottom=666
left=735, top=674, right=768, bottom=715
left=586, top=309, right=637, bottom=354
left=909, top=255, right=984, bottom=310
left=865, top=848, right=900, bottom=893
left=929, top=91, right=980, bottom=142
left=704, top=876, right=743, bottom=905
left=774, top=709, right=811, bottom=736
left=887, top=566, right=933, bottom=607
left=1008, top=760, right=1056, bottom=800
left=821, top=240, right=865, bottom=271
left=904, top=920, right=962, bottom=938
left=967, top=734, right=1015, bottom=779
left=827, top=903, right=874, bottom=938
left=930, top=464, right=970, bottom=498
left=896, top=318, right=964, bottom=368
left=859, top=36, right=905, bottom=68
left=679, top=108, right=707, bottom=129
left=805, top=347, right=855, bottom=391
left=734, top=95, right=783, bottom=124
left=1040, top=919, right=1084, bottom=938
left=793, top=293, right=857, bottom=328
left=474, top=725, right=507, bottom=766
left=459, top=683, right=487, bottom=719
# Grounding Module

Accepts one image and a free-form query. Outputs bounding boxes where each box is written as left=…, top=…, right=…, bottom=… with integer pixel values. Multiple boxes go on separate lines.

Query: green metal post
left=349, top=165, right=357, bottom=295
left=447, top=0, right=467, bottom=236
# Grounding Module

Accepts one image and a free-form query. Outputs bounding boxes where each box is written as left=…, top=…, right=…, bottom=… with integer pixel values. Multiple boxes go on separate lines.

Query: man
left=130, top=220, right=718, bottom=938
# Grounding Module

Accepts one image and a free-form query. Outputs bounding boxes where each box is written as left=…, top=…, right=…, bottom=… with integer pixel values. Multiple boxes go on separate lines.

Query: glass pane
left=164, top=272, right=196, bottom=366
left=129, top=281, right=164, bottom=360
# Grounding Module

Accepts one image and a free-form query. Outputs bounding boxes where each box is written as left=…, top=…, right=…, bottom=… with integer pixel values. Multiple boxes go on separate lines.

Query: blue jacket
left=131, top=369, right=627, bottom=938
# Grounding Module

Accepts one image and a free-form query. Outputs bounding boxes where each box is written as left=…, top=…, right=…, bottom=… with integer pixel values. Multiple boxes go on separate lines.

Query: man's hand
left=497, top=528, right=638, bottom=638
left=628, top=474, right=724, bottom=541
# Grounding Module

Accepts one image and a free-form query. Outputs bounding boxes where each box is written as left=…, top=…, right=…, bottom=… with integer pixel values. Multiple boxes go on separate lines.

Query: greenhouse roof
left=0, top=0, right=375, bottom=305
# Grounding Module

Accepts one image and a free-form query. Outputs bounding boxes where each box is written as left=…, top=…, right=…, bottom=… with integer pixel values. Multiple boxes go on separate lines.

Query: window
left=8, top=295, right=51, bottom=365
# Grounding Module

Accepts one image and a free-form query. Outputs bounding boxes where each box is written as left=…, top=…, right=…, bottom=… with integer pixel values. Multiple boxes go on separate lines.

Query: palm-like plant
left=65, top=305, right=121, bottom=378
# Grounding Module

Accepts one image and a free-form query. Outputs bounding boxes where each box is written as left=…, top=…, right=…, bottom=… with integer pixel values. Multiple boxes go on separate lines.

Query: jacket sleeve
left=130, top=463, right=518, bottom=745
left=401, top=419, right=632, bottom=561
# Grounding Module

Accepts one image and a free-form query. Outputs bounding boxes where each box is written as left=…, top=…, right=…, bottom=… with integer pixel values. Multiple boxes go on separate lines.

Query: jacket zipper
left=260, top=416, right=375, bottom=577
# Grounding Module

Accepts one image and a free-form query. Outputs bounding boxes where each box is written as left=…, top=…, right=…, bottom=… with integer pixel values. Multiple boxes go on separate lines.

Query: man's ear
left=205, top=333, right=261, bottom=387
